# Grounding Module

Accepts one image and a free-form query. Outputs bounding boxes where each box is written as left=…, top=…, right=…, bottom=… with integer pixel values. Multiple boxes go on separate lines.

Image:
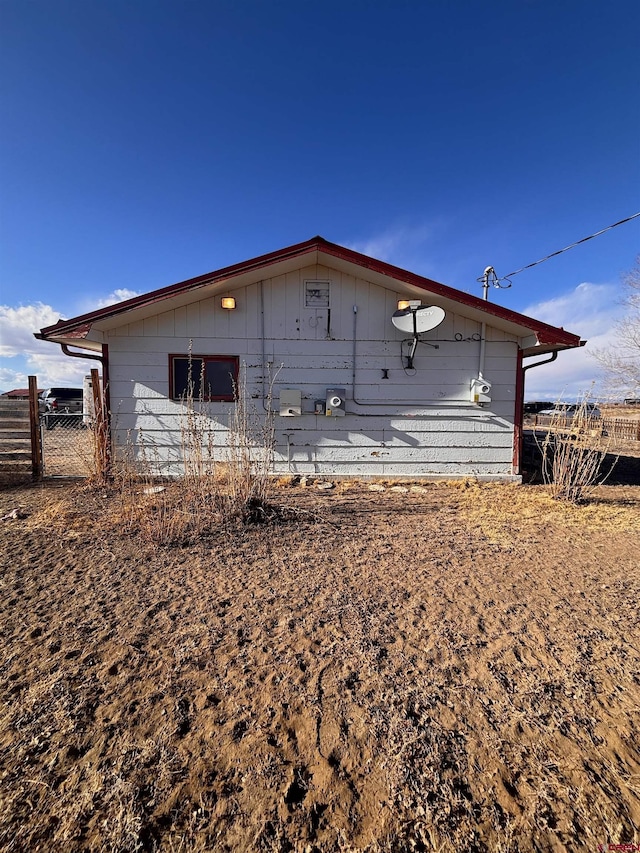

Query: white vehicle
left=538, top=403, right=602, bottom=420
left=40, top=387, right=83, bottom=429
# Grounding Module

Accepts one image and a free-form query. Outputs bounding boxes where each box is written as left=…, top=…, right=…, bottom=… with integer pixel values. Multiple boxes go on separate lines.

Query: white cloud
left=0, top=303, right=63, bottom=357
left=0, top=302, right=89, bottom=391
left=95, top=288, right=140, bottom=308
left=0, top=365, right=28, bottom=390
left=522, top=282, right=621, bottom=338
left=28, top=351, right=89, bottom=386
left=0, top=289, right=140, bottom=392
left=0, top=353, right=88, bottom=392
left=346, top=224, right=438, bottom=275
left=521, top=282, right=624, bottom=401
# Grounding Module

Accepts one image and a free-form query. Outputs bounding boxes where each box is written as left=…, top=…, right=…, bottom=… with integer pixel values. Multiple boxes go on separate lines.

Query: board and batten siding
left=106, top=264, right=520, bottom=478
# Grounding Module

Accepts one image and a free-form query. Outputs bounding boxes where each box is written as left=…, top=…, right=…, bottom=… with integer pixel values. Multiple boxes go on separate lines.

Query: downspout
left=59, top=343, right=111, bottom=461
left=522, top=349, right=558, bottom=375
left=515, top=349, right=559, bottom=477
left=60, top=344, right=110, bottom=420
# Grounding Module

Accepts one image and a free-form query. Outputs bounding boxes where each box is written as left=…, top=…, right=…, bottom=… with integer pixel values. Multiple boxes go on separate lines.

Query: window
left=169, top=355, right=239, bottom=401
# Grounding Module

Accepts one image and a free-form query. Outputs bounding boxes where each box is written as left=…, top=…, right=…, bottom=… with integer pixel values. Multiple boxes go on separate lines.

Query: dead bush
left=538, top=395, right=615, bottom=502
left=110, top=357, right=279, bottom=544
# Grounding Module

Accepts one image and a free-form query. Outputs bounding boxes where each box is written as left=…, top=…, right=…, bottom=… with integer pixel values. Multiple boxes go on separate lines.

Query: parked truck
left=40, top=387, right=83, bottom=429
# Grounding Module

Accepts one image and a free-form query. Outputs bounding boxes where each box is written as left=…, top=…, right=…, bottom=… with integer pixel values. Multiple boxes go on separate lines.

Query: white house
left=37, top=236, right=582, bottom=480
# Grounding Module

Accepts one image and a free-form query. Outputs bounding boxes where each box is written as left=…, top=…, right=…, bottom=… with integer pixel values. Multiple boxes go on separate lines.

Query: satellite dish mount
left=391, top=302, right=446, bottom=369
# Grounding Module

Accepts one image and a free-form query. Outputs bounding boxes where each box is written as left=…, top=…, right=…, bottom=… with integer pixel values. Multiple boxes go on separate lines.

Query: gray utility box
left=279, top=389, right=302, bottom=417
left=325, top=388, right=346, bottom=417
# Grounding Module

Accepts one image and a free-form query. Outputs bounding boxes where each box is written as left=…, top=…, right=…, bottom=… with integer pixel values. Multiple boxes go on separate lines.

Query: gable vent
left=304, top=280, right=330, bottom=308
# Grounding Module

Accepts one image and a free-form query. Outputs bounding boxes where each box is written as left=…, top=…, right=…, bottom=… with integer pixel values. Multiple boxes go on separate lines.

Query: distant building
left=0, top=388, right=42, bottom=399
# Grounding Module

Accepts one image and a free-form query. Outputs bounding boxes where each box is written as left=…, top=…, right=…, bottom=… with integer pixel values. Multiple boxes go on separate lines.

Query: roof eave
left=34, top=329, right=104, bottom=352
left=521, top=339, right=587, bottom=358
left=37, top=236, right=581, bottom=350
left=316, top=241, right=581, bottom=348
left=39, top=237, right=324, bottom=339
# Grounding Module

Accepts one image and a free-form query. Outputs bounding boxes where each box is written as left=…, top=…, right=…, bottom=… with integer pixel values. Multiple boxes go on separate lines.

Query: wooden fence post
left=90, top=368, right=109, bottom=481
left=28, top=376, right=42, bottom=480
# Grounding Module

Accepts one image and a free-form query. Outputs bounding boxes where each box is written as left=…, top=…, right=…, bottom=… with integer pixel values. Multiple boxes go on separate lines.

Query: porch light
left=221, top=297, right=236, bottom=310
left=397, top=299, right=422, bottom=311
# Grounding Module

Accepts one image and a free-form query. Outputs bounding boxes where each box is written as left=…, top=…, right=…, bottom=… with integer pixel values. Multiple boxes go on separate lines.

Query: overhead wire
left=478, top=211, right=640, bottom=289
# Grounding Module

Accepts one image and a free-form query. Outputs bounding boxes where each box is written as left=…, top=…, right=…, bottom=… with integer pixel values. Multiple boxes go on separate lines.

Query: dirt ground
left=1, top=475, right=639, bottom=852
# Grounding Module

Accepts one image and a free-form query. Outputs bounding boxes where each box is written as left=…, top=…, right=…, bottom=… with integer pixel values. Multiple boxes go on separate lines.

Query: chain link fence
left=40, top=414, right=96, bottom=478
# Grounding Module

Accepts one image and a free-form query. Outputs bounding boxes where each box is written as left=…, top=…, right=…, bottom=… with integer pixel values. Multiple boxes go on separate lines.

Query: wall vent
left=304, top=280, right=330, bottom=308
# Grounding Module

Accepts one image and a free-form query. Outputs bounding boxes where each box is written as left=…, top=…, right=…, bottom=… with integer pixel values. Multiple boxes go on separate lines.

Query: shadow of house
left=522, top=430, right=640, bottom=486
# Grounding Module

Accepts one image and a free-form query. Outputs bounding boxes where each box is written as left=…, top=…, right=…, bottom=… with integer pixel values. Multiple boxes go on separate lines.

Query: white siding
left=106, top=265, right=520, bottom=479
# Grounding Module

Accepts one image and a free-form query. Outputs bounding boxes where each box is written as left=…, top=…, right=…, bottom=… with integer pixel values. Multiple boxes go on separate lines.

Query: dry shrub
left=538, top=395, right=615, bottom=502
left=110, top=360, right=279, bottom=544
left=221, top=366, right=276, bottom=522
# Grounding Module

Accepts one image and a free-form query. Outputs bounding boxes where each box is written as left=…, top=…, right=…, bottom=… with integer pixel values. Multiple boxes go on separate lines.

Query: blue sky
left=1, top=0, right=639, bottom=398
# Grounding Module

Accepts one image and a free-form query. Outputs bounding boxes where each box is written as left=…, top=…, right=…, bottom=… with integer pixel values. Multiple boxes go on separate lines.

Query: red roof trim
left=316, top=240, right=579, bottom=346
left=39, top=236, right=323, bottom=337
left=39, top=236, right=580, bottom=348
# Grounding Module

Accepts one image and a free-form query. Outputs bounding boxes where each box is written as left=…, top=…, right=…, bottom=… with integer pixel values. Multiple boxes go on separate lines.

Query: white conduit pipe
left=479, top=321, right=487, bottom=382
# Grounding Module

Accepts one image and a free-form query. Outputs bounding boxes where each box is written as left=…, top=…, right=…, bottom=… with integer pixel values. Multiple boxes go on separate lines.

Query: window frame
left=168, top=354, right=239, bottom=402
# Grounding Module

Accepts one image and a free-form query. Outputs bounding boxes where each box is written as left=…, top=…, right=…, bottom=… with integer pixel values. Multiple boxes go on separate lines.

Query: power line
left=504, top=212, right=640, bottom=279
left=478, top=212, right=640, bottom=291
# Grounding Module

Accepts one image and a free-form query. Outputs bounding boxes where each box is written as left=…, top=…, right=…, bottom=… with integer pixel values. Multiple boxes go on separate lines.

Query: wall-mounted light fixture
left=221, top=297, right=236, bottom=310
left=397, top=299, right=411, bottom=311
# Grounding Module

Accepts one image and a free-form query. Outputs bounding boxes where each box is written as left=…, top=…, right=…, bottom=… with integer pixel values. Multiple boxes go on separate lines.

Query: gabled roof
left=37, top=236, right=582, bottom=356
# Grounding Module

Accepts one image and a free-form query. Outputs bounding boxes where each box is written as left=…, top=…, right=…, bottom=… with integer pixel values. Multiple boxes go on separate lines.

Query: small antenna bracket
left=482, top=266, right=495, bottom=301
left=478, top=266, right=512, bottom=299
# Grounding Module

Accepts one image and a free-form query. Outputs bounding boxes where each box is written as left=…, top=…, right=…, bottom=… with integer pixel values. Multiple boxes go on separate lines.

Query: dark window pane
left=171, top=356, right=236, bottom=400
left=173, top=357, right=203, bottom=398
left=204, top=359, right=236, bottom=399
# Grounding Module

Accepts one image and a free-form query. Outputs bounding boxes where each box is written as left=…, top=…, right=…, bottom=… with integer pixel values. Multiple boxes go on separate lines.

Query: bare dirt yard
left=1, top=474, right=639, bottom=852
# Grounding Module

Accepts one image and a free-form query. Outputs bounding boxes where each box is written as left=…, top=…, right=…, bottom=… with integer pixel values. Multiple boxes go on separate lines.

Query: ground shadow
left=522, top=431, right=640, bottom=486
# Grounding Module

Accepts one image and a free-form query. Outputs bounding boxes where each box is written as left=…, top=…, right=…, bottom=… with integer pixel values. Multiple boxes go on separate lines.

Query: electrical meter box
left=279, top=389, right=302, bottom=417
left=470, top=378, right=492, bottom=405
left=325, top=388, right=346, bottom=417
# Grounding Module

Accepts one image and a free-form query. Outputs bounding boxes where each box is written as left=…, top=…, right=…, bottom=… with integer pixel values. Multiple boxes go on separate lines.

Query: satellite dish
left=391, top=305, right=446, bottom=369
left=392, top=305, right=445, bottom=334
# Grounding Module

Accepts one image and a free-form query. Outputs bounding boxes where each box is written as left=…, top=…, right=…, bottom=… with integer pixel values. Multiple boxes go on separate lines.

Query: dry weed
left=538, top=394, right=616, bottom=502
left=103, top=360, right=282, bottom=544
